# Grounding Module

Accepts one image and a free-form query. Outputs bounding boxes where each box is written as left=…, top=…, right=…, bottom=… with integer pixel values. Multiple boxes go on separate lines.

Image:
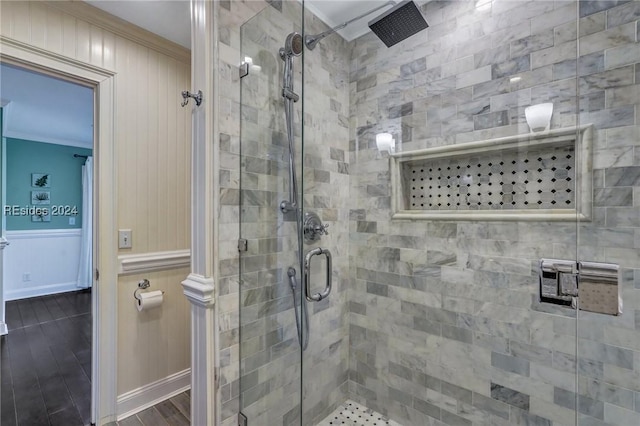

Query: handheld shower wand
left=279, top=32, right=303, bottom=214
left=279, top=32, right=309, bottom=350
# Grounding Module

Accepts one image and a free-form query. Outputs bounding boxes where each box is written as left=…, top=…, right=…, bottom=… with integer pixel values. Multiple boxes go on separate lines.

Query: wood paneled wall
left=0, top=0, right=191, bottom=398
left=117, top=268, right=190, bottom=394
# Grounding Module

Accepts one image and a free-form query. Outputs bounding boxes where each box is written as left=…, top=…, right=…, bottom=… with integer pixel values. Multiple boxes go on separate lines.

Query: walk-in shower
left=236, top=0, right=640, bottom=425
left=277, top=0, right=429, bottom=354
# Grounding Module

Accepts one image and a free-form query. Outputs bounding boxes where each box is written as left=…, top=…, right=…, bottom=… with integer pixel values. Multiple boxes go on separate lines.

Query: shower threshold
left=317, top=400, right=402, bottom=426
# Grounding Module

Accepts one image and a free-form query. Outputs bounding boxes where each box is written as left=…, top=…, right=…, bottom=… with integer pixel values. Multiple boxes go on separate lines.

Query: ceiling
left=86, top=0, right=191, bottom=49
left=0, top=63, right=94, bottom=149
left=0, top=1, right=395, bottom=149
left=85, top=0, right=397, bottom=49
left=304, top=1, right=396, bottom=41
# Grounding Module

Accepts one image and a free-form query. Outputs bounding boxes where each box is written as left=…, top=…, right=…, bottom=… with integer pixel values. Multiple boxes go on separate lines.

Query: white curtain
left=77, top=157, right=93, bottom=289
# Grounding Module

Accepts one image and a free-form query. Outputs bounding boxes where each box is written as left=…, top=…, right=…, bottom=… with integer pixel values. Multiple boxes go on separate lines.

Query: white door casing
left=0, top=121, right=7, bottom=336
left=0, top=36, right=118, bottom=424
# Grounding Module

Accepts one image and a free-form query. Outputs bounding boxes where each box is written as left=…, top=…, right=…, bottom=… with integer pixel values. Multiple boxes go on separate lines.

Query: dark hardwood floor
left=2, top=290, right=190, bottom=426
left=1, top=290, right=92, bottom=426
left=116, top=390, right=190, bottom=426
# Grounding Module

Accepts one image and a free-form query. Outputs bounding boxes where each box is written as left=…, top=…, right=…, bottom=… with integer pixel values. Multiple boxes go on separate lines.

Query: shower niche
left=390, top=125, right=593, bottom=221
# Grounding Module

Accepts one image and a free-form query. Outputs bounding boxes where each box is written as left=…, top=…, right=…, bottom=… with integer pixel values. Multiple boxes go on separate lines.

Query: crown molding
left=45, top=1, right=191, bottom=63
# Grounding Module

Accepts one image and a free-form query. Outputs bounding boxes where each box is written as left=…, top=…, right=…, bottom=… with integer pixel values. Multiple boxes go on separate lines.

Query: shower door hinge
left=238, top=412, right=248, bottom=426
left=239, top=63, right=249, bottom=78
left=238, top=238, right=248, bottom=252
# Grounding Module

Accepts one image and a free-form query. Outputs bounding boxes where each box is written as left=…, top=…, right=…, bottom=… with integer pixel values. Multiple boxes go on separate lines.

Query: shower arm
left=305, top=1, right=396, bottom=50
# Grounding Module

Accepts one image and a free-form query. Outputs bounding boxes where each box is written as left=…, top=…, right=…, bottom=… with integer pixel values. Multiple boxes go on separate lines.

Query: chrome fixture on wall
left=303, top=212, right=329, bottom=243
left=304, top=248, right=332, bottom=302
left=279, top=31, right=309, bottom=350
left=279, top=32, right=302, bottom=214
left=539, top=259, right=621, bottom=315
left=305, top=1, right=395, bottom=50
left=305, top=0, right=428, bottom=51
left=368, top=0, right=429, bottom=47
left=181, top=90, right=202, bottom=107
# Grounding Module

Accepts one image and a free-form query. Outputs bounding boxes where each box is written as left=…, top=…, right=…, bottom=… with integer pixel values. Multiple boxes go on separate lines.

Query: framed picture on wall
left=32, top=173, right=50, bottom=187
left=31, top=213, right=51, bottom=222
left=31, top=191, right=50, bottom=205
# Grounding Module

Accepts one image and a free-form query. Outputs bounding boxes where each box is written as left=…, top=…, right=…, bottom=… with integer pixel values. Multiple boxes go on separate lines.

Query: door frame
left=0, top=37, right=119, bottom=424
left=0, top=100, right=7, bottom=336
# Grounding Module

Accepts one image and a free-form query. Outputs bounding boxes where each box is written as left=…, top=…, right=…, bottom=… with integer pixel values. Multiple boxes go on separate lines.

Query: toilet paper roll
left=136, top=290, right=163, bottom=312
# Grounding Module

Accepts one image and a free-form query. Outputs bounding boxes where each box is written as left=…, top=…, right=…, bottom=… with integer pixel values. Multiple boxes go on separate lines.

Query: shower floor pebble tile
left=317, top=400, right=402, bottom=426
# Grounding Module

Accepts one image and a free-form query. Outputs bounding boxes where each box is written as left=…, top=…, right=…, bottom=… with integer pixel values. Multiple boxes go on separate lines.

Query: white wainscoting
left=4, top=229, right=82, bottom=300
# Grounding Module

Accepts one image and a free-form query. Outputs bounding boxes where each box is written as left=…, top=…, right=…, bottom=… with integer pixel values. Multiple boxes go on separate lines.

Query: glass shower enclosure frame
left=236, top=1, right=640, bottom=425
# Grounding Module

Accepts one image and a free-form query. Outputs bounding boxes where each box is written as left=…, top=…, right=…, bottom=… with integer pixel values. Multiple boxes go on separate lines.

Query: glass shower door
left=239, top=4, right=304, bottom=425
left=575, top=1, right=640, bottom=424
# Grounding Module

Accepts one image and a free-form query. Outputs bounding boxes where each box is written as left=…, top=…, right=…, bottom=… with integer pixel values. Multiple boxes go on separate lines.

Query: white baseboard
left=116, top=368, right=190, bottom=421
left=5, top=281, right=80, bottom=301
left=0, top=322, right=7, bottom=336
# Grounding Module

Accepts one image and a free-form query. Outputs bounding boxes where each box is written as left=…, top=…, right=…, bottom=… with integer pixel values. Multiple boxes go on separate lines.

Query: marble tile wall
left=348, top=1, right=640, bottom=425
left=217, top=0, right=640, bottom=425
left=216, top=1, right=350, bottom=425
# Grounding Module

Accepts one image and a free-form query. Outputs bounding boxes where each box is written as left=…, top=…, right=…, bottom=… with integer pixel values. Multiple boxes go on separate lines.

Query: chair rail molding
left=118, top=249, right=190, bottom=275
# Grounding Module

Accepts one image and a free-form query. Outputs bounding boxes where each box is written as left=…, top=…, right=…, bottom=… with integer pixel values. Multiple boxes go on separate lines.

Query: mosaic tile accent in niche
left=404, top=144, right=575, bottom=211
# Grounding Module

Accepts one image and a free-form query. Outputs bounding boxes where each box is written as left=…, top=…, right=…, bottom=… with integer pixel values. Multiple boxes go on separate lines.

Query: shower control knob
left=315, top=224, right=329, bottom=235
left=303, top=212, right=328, bottom=243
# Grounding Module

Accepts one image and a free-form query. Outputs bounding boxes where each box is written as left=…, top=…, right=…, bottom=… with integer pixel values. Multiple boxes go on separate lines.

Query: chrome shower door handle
left=304, top=247, right=332, bottom=302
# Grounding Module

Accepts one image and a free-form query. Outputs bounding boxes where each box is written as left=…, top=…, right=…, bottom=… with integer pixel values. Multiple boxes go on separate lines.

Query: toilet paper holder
left=133, top=279, right=164, bottom=301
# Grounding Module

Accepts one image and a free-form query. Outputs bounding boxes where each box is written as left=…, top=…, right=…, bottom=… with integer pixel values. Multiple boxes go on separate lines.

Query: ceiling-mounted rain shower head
left=368, top=0, right=428, bottom=48
left=305, top=1, right=395, bottom=51
left=284, top=32, right=303, bottom=57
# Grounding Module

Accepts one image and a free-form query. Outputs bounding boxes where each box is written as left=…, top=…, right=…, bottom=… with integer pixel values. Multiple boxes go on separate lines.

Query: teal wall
left=6, top=138, right=91, bottom=230
left=1, top=109, right=3, bottom=232
left=1, top=109, right=3, bottom=227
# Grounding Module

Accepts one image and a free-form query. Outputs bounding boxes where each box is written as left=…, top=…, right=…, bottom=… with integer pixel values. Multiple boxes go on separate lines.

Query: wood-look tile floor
left=1, top=289, right=92, bottom=426
left=116, top=390, right=190, bottom=426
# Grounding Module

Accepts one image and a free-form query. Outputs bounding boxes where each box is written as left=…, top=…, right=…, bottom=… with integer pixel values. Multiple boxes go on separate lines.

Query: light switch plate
left=119, top=229, right=132, bottom=249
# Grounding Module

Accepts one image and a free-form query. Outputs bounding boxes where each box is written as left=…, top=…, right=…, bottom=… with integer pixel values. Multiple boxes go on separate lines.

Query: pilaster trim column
left=182, top=273, right=215, bottom=307
left=182, top=274, right=215, bottom=426
left=184, top=0, right=217, bottom=424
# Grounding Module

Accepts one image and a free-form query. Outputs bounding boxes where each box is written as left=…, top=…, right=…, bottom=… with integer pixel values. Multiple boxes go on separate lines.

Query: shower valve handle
left=303, top=212, right=328, bottom=243
left=315, top=224, right=329, bottom=235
